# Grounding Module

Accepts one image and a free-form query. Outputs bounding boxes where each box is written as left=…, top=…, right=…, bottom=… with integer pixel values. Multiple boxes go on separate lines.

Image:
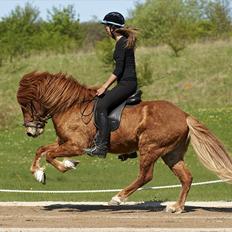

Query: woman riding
left=84, top=12, right=138, bottom=158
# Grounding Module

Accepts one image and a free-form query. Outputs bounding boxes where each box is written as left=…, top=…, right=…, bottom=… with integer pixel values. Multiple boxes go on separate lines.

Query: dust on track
left=0, top=203, right=232, bottom=228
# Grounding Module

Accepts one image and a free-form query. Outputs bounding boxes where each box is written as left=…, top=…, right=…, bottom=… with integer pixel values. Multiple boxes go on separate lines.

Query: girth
left=94, top=89, right=142, bottom=132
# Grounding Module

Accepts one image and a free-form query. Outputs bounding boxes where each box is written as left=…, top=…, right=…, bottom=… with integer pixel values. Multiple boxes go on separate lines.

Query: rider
left=84, top=12, right=138, bottom=158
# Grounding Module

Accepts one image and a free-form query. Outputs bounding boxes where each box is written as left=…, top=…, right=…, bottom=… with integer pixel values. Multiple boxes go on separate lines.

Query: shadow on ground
left=43, top=201, right=232, bottom=214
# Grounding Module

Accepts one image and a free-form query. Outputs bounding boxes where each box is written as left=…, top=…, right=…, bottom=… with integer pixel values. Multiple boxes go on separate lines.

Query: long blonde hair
left=115, top=26, right=138, bottom=49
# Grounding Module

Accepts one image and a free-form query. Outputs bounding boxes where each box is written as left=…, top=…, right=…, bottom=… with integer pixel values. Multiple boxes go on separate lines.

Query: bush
left=80, top=21, right=106, bottom=50
left=95, top=38, right=114, bottom=71
left=137, top=55, right=153, bottom=88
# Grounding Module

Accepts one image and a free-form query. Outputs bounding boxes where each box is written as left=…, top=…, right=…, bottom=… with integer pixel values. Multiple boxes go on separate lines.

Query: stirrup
left=84, top=146, right=107, bottom=159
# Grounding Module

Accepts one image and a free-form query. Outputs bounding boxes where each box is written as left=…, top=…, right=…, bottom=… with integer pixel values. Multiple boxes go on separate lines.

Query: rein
left=80, top=97, right=96, bottom=125
left=36, top=97, right=96, bottom=127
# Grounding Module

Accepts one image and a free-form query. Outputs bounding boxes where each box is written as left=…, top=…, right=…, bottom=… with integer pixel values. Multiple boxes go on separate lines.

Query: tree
left=95, top=38, right=114, bottom=71
left=190, top=0, right=232, bottom=39
left=131, top=0, right=199, bottom=56
left=0, top=3, right=40, bottom=61
left=206, top=0, right=232, bottom=37
left=130, top=0, right=232, bottom=54
left=48, top=5, right=80, bottom=38
left=46, top=5, right=81, bottom=52
left=80, top=21, right=105, bottom=49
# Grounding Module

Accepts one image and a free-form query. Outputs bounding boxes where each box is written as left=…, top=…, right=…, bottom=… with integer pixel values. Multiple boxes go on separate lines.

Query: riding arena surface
left=0, top=202, right=231, bottom=231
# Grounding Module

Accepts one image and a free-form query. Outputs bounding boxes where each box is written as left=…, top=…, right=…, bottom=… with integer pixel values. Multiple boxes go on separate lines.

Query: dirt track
left=0, top=203, right=232, bottom=228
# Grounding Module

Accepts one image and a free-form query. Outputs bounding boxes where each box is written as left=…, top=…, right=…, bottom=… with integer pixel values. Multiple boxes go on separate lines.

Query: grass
left=137, top=40, right=232, bottom=108
left=0, top=39, right=231, bottom=201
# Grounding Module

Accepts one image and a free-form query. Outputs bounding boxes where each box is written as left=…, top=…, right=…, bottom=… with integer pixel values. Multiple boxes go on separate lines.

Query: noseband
left=23, top=100, right=51, bottom=128
left=23, top=114, right=51, bottom=129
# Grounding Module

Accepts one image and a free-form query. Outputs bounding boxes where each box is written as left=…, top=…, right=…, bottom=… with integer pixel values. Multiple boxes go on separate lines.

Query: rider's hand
left=96, top=86, right=107, bottom=96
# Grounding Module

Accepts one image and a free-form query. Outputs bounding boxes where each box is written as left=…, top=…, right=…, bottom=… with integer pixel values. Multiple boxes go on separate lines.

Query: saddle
left=94, top=89, right=142, bottom=132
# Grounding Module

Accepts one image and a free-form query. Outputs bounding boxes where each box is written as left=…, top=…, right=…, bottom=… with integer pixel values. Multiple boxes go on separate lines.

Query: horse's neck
left=51, top=101, right=96, bottom=142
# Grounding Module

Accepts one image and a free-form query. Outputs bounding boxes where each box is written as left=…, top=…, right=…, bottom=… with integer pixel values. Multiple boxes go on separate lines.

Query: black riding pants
left=95, top=80, right=137, bottom=145
left=96, top=80, right=137, bottom=114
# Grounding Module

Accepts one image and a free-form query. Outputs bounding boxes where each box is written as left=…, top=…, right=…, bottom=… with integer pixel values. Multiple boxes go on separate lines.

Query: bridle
left=22, top=100, right=51, bottom=129
left=23, top=116, right=51, bottom=129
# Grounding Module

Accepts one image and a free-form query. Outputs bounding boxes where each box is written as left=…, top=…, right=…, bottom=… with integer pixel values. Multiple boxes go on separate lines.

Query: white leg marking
left=108, top=195, right=127, bottom=206
left=34, top=168, right=46, bottom=184
left=63, top=159, right=80, bottom=170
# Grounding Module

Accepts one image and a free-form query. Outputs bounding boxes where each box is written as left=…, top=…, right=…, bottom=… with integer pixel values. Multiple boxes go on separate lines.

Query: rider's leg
left=84, top=81, right=137, bottom=158
left=84, top=109, right=110, bottom=158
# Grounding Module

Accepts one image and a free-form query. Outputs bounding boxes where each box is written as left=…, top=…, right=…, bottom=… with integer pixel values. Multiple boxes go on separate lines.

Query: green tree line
left=0, top=0, right=231, bottom=65
left=0, top=3, right=105, bottom=65
left=130, top=0, right=232, bottom=56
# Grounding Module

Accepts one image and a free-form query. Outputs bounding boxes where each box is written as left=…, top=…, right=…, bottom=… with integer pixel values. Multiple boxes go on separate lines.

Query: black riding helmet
left=101, top=12, right=125, bottom=28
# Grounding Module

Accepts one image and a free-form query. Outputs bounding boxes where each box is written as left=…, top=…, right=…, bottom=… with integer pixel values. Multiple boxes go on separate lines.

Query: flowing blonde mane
left=17, top=71, right=97, bottom=115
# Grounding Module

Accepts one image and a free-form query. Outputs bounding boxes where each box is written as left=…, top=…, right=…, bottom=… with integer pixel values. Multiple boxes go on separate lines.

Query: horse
left=17, top=71, right=232, bottom=213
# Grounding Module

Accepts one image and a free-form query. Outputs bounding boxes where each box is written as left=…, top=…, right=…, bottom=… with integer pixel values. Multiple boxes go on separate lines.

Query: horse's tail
left=186, top=116, right=232, bottom=183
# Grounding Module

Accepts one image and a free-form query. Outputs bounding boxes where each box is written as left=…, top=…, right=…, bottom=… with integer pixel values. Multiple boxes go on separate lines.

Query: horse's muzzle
left=23, top=121, right=45, bottom=138
left=26, top=126, right=44, bottom=137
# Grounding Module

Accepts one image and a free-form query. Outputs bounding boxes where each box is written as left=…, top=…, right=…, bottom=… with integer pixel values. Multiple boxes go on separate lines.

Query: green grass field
left=0, top=40, right=231, bottom=201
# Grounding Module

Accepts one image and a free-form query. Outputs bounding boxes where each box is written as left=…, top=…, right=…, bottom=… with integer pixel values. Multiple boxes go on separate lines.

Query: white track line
left=0, top=228, right=231, bottom=232
left=0, top=179, right=228, bottom=193
left=0, top=201, right=232, bottom=208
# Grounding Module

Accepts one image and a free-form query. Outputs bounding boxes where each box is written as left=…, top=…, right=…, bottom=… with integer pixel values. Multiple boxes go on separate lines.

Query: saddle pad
left=94, top=99, right=127, bottom=132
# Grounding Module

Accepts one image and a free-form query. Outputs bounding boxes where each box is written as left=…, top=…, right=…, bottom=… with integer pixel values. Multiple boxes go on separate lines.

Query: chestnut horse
left=17, top=71, right=232, bottom=213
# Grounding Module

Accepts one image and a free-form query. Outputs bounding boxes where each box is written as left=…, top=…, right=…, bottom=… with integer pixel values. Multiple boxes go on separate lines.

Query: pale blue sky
left=0, top=0, right=145, bottom=22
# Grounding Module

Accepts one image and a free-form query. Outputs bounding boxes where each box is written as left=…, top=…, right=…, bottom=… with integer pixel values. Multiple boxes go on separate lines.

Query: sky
left=0, top=0, right=145, bottom=22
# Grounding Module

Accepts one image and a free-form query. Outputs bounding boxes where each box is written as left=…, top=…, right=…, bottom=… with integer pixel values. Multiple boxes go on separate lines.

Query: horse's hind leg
left=162, top=140, right=192, bottom=213
left=169, top=160, right=192, bottom=213
left=109, top=145, right=163, bottom=205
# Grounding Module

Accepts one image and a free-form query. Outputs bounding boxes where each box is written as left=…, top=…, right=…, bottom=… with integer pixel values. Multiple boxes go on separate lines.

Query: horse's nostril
left=27, top=132, right=33, bottom=137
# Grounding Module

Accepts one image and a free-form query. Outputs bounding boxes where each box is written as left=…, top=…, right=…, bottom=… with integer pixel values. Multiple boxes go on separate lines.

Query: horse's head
left=17, top=72, right=51, bottom=138
left=17, top=71, right=97, bottom=137
left=19, top=99, right=50, bottom=138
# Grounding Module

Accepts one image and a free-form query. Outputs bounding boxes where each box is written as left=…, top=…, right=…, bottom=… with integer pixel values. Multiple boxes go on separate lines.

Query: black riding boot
left=84, top=112, right=110, bottom=158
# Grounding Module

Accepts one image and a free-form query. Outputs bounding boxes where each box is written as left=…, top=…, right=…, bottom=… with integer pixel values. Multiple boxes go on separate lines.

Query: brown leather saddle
left=94, top=89, right=142, bottom=131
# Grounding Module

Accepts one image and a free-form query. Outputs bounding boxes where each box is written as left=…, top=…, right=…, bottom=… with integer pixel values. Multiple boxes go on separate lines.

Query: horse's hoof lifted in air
left=63, top=159, right=80, bottom=170
left=34, top=168, right=46, bottom=184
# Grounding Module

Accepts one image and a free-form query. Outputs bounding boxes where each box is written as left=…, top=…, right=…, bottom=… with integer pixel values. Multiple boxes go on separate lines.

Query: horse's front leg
left=30, top=142, right=60, bottom=184
left=31, top=142, right=59, bottom=174
left=45, top=142, right=83, bottom=173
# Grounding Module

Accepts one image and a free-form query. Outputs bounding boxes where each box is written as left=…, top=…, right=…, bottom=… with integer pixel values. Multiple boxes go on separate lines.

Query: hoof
left=165, top=204, right=183, bottom=214
left=108, top=195, right=126, bottom=206
left=63, top=159, right=80, bottom=170
left=34, top=168, right=46, bottom=184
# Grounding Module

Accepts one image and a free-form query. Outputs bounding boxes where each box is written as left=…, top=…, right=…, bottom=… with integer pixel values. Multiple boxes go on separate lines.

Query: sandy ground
left=0, top=202, right=232, bottom=229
